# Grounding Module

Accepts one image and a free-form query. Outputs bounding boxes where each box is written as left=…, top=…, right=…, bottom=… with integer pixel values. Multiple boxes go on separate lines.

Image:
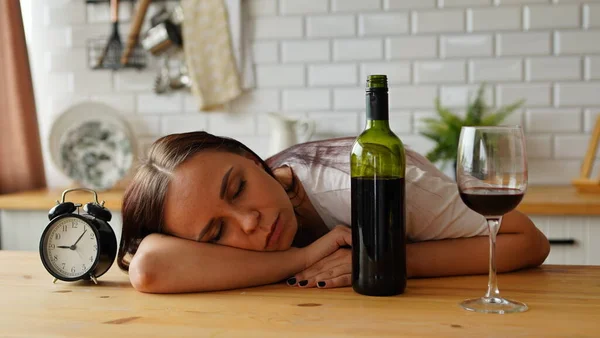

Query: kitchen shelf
left=2, top=186, right=600, bottom=216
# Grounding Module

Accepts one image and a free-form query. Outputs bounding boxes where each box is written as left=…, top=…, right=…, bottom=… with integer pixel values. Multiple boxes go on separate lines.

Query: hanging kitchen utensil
left=169, top=61, right=191, bottom=90
left=153, top=54, right=171, bottom=94
left=121, top=0, right=151, bottom=65
left=94, top=0, right=123, bottom=69
left=150, top=5, right=171, bottom=28
left=141, top=19, right=182, bottom=56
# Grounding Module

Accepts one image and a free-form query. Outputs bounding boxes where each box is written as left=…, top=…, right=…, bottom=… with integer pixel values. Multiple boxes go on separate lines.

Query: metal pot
left=141, top=20, right=182, bottom=56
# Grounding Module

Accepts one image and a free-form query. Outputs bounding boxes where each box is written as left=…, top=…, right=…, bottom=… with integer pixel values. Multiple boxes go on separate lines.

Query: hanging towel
left=181, top=0, right=243, bottom=110
left=224, top=0, right=255, bottom=90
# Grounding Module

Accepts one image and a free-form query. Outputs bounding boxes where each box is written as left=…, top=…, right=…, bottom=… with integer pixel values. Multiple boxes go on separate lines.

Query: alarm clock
left=39, top=188, right=117, bottom=284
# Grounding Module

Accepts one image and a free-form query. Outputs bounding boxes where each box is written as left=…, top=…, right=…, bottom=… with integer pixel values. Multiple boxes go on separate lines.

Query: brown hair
left=117, top=131, right=274, bottom=271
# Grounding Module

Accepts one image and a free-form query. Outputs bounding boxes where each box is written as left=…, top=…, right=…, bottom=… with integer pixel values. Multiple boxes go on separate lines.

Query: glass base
left=460, top=297, right=528, bottom=314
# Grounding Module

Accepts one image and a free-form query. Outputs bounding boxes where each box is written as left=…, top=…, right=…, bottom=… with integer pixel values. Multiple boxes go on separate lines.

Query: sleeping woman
left=117, top=131, right=550, bottom=293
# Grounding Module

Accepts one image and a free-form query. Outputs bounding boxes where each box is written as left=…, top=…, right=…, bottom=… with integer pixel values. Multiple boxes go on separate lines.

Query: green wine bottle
left=350, top=74, right=407, bottom=296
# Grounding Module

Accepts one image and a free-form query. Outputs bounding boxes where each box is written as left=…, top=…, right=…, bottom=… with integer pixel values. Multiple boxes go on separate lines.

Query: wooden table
left=1, top=251, right=598, bottom=337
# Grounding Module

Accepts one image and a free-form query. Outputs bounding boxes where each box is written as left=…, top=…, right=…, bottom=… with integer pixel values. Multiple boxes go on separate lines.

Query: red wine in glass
left=459, top=188, right=524, bottom=217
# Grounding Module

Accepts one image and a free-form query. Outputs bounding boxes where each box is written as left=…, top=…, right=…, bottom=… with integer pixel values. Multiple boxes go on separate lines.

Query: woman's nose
left=235, top=209, right=261, bottom=234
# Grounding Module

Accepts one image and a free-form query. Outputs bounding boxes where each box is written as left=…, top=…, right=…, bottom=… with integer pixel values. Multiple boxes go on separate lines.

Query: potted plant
left=419, top=83, right=524, bottom=177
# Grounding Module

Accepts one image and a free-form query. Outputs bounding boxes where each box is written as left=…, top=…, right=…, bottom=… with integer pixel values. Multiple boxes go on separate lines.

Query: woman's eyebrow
left=220, top=166, right=234, bottom=199
left=196, top=166, right=234, bottom=242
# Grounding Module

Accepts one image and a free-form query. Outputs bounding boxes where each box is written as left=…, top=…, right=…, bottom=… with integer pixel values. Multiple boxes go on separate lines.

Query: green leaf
left=481, top=99, right=525, bottom=126
left=418, top=83, right=526, bottom=167
left=466, top=83, right=491, bottom=125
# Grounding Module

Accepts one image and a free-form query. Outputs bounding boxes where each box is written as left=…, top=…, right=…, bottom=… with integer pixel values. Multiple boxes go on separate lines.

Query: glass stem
left=485, top=218, right=502, bottom=299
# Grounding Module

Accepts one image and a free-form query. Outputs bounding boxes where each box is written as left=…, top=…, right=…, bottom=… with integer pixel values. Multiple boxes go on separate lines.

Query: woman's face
left=163, top=150, right=298, bottom=251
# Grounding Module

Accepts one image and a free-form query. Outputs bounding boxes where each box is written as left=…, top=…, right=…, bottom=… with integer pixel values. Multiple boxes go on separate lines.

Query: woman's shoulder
left=265, top=137, right=355, bottom=172
left=266, top=136, right=446, bottom=181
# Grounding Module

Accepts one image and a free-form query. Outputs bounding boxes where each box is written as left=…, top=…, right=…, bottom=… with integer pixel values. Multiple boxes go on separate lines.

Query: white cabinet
left=1, top=210, right=598, bottom=265
left=1, top=210, right=122, bottom=251
left=530, top=216, right=600, bottom=265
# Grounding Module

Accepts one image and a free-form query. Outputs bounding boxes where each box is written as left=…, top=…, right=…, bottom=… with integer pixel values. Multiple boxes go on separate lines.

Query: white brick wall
left=589, top=4, right=600, bottom=27
left=359, top=13, right=409, bottom=35
left=252, top=42, right=279, bottom=64
left=248, top=0, right=277, bottom=16
left=471, top=7, right=522, bottom=31
left=308, top=64, right=358, bottom=86
left=387, top=36, right=438, bottom=59
left=385, top=0, right=436, bottom=10
left=306, top=15, right=355, bottom=37
left=255, top=65, right=305, bottom=87
left=557, top=31, right=600, bottom=54
left=333, top=39, right=383, bottom=61
left=282, top=89, right=331, bottom=110
left=526, top=108, right=582, bottom=132
left=527, top=57, right=581, bottom=81
left=332, top=0, right=381, bottom=12
left=497, top=32, right=551, bottom=56
left=307, top=112, right=361, bottom=137
left=415, top=10, right=465, bottom=33
left=30, top=0, right=600, bottom=188
left=441, top=34, right=493, bottom=57
left=415, top=60, right=466, bottom=83
left=253, top=17, right=303, bottom=39
left=526, top=4, right=580, bottom=29
left=470, top=58, right=523, bottom=82
left=281, top=40, right=330, bottom=62
left=280, top=0, right=328, bottom=15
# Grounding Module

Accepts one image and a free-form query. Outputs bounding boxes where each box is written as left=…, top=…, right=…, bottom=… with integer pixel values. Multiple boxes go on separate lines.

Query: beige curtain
left=0, top=0, right=46, bottom=194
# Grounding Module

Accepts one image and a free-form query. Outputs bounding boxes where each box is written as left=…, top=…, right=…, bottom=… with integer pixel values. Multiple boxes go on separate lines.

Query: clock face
left=42, top=216, right=99, bottom=280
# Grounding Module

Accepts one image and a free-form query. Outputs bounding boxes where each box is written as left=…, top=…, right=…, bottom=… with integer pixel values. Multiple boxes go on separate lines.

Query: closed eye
left=210, top=179, right=245, bottom=243
left=233, top=179, right=246, bottom=199
left=210, top=221, right=224, bottom=243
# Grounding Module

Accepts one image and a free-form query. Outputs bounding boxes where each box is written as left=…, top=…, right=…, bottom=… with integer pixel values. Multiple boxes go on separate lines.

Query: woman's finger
left=296, top=262, right=351, bottom=288
left=290, top=249, right=350, bottom=286
left=302, top=225, right=352, bottom=269
left=295, top=249, right=349, bottom=280
left=316, top=274, right=352, bottom=289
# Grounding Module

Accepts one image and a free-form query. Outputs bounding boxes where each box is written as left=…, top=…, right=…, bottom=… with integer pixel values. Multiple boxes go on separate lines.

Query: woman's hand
left=288, top=248, right=351, bottom=288
left=288, top=225, right=352, bottom=288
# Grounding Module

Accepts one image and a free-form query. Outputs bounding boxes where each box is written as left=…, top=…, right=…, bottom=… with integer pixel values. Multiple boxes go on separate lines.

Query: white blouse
left=273, top=138, right=488, bottom=242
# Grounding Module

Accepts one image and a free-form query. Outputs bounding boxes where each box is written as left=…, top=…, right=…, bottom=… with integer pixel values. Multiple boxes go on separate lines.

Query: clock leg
left=53, top=278, right=57, bottom=284
left=90, top=274, right=98, bottom=285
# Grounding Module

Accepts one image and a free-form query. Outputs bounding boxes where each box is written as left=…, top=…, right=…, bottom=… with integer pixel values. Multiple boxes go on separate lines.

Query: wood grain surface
left=1, top=251, right=598, bottom=337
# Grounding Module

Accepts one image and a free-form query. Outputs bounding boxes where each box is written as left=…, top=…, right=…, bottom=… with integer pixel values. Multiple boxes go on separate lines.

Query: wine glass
left=456, top=126, right=528, bottom=314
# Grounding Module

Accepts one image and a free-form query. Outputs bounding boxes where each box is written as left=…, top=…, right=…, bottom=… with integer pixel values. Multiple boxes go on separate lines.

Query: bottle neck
left=365, top=88, right=390, bottom=129
left=366, top=120, right=390, bottom=129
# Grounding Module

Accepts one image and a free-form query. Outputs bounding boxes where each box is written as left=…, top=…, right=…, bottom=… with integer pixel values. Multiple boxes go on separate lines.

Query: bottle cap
left=367, top=75, right=387, bottom=89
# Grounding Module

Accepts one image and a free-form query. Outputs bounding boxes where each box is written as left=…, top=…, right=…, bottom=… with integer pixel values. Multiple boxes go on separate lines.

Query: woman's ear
left=272, top=165, right=294, bottom=191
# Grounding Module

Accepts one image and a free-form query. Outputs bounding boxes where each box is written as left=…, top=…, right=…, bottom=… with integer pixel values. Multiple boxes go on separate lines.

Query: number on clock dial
left=46, top=217, right=99, bottom=278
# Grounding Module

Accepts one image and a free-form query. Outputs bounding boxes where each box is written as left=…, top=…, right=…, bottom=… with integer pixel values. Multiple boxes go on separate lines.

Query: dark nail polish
left=299, top=280, right=308, bottom=287
left=287, top=277, right=297, bottom=286
left=317, top=281, right=326, bottom=288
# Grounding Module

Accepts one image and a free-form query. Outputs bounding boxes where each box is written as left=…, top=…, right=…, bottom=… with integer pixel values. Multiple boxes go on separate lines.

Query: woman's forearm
left=407, top=210, right=550, bottom=278
left=129, top=234, right=304, bottom=293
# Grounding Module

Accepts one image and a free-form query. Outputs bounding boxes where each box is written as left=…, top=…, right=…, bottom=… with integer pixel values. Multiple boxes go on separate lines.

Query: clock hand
left=56, top=245, right=71, bottom=249
left=71, top=228, right=87, bottom=249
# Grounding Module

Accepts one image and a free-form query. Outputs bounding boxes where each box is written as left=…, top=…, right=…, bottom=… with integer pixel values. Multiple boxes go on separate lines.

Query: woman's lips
left=265, top=214, right=282, bottom=249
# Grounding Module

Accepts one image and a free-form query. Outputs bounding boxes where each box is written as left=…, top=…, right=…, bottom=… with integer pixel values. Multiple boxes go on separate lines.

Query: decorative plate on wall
left=49, top=102, right=137, bottom=191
